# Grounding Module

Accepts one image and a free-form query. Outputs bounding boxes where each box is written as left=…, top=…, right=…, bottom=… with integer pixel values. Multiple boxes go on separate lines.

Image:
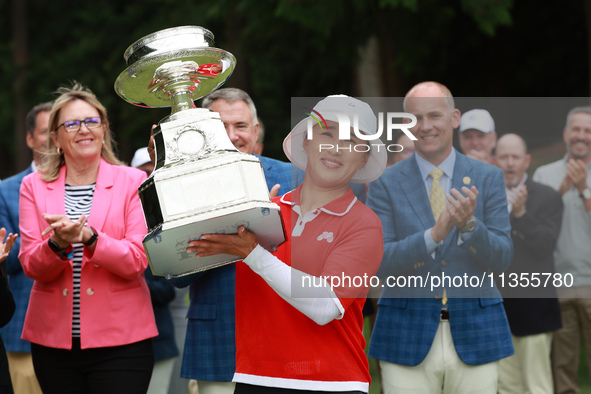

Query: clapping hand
left=0, top=228, right=18, bottom=263
left=567, top=159, right=589, bottom=191
left=508, top=185, right=528, bottom=218
left=446, top=186, right=479, bottom=229
left=431, top=186, right=479, bottom=243
left=42, top=214, right=87, bottom=247
left=560, top=158, right=589, bottom=193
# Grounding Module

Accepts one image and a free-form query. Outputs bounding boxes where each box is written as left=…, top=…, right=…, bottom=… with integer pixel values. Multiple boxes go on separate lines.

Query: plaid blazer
left=0, top=165, right=34, bottom=352
left=367, top=150, right=514, bottom=366
left=173, top=155, right=295, bottom=381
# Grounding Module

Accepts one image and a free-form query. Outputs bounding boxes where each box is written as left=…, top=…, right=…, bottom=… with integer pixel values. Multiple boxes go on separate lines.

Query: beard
left=568, top=140, right=591, bottom=160
left=504, top=170, right=521, bottom=189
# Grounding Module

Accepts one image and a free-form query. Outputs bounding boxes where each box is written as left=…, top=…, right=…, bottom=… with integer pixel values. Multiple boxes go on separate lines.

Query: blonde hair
left=40, top=82, right=124, bottom=182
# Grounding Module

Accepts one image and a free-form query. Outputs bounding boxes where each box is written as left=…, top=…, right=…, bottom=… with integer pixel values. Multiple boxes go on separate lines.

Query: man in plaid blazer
left=0, top=102, right=51, bottom=394
left=367, top=82, right=513, bottom=393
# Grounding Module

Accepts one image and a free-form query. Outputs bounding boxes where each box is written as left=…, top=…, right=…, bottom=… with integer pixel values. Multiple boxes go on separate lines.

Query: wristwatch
left=580, top=188, right=591, bottom=200
left=460, top=217, right=476, bottom=233
left=48, top=238, right=67, bottom=253
left=83, top=226, right=98, bottom=246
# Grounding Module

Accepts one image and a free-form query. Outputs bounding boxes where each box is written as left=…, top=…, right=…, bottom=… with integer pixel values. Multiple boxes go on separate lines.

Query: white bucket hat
left=283, top=95, right=387, bottom=183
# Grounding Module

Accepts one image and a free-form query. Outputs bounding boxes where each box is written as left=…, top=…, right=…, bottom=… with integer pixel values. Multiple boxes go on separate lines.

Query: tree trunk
left=13, top=0, right=28, bottom=172
left=356, top=36, right=384, bottom=97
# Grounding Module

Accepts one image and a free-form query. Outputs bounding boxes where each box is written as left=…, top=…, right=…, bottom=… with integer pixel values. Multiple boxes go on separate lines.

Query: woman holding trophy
left=186, top=95, right=386, bottom=393
left=18, top=83, right=157, bottom=394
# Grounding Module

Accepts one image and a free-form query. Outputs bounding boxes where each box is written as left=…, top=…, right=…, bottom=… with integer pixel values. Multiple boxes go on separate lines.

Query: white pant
left=380, top=321, right=499, bottom=393
left=196, top=380, right=235, bottom=394
left=147, top=357, right=176, bottom=394
left=498, top=333, right=553, bottom=394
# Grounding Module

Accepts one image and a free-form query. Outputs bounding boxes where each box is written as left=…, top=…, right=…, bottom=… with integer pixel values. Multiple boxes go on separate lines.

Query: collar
left=562, top=154, right=591, bottom=169
left=415, top=148, right=456, bottom=182
left=279, top=185, right=358, bottom=217
left=517, top=173, right=528, bottom=188
left=48, top=157, right=113, bottom=190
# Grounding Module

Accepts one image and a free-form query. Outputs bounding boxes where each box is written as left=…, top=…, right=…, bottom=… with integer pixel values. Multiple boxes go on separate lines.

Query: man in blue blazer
left=172, top=88, right=294, bottom=394
left=0, top=102, right=51, bottom=394
left=367, top=82, right=513, bottom=393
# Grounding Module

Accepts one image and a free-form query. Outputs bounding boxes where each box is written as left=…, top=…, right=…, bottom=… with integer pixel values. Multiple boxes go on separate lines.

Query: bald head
left=497, top=133, right=527, bottom=155
left=402, top=81, right=460, bottom=166
left=403, top=81, right=455, bottom=112
left=495, top=133, right=531, bottom=188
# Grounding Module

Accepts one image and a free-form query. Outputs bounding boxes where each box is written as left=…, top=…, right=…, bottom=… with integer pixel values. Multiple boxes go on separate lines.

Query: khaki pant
left=552, top=286, right=591, bottom=394
left=498, top=333, right=553, bottom=394
left=193, top=380, right=234, bottom=394
left=379, top=321, right=499, bottom=393
left=6, top=352, right=42, bottom=394
left=147, top=357, right=176, bottom=394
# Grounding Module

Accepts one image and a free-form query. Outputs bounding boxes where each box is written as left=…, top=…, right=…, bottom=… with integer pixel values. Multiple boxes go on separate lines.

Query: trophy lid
left=115, top=26, right=236, bottom=109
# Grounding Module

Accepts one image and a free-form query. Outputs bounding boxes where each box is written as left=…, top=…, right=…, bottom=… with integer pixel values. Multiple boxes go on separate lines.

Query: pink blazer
left=18, top=158, right=158, bottom=350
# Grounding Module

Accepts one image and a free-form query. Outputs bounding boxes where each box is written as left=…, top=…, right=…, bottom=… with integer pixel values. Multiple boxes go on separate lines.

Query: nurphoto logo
left=304, top=108, right=418, bottom=153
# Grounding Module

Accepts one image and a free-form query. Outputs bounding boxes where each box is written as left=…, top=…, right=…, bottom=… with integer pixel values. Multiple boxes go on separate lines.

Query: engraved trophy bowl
left=115, top=26, right=285, bottom=278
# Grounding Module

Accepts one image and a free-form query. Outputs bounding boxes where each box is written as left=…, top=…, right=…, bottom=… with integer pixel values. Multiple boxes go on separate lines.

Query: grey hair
left=25, top=102, right=53, bottom=135
left=202, top=88, right=258, bottom=125
left=565, top=106, right=591, bottom=129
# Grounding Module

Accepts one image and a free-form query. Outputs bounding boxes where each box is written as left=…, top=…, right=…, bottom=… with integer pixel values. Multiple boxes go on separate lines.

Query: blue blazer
left=367, top=150, right=514, bottom=366
left=144, top=268, right=179, bottom=363
left=172, top=155, right=294, bottom=381
left=0, top=165, right=34, bottom=353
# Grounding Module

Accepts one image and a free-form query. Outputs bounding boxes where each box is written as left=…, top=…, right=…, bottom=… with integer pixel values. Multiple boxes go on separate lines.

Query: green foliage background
left=1, top=0, right=588, bottom=178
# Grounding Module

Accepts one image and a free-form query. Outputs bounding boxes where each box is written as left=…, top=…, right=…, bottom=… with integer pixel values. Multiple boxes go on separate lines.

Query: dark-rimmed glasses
left=57, top=117, right=102, bottom=133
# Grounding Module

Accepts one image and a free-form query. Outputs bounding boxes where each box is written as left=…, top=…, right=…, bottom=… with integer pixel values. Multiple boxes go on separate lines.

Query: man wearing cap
left=367, top=82, right=513, bottom=393
left=458, top=108, right=498, bottom=165
left=168, top=88, right=294, bottom=394
left=131, top=147, right=155, bottom=176
left=533, top=106, right=591, bottom=394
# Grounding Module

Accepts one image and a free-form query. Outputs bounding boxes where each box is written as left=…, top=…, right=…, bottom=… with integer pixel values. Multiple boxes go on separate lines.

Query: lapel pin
left=463, top=176, right=471, bottom=185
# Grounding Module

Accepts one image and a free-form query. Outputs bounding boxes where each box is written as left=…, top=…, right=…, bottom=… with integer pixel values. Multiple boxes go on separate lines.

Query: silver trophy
left=115, top=26, right=285, bottom=278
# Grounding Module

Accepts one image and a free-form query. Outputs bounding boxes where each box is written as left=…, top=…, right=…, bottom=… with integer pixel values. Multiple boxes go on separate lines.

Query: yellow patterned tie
left=429, top=168, right=445, bottom=221
left=429, top=168, right=448, bottom=306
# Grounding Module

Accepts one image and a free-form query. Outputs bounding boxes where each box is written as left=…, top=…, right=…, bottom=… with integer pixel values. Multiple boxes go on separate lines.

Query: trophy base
left=144, top=202, right=285, bottom=277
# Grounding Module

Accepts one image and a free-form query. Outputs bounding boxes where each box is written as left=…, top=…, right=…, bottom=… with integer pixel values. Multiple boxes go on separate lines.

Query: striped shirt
left=65, top=184, right=95, bottom=338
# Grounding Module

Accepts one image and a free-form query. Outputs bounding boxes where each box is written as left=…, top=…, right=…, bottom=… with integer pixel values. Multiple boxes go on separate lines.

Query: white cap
left=459, top=109, right=495, bottom=133
left=283, top=95, right=387, bottom=183
left=131, top=147, right=151, bottom=168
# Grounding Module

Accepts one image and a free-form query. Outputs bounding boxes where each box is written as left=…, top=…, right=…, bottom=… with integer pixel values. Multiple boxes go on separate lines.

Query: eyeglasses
left=57, top=117, right=102, bottom=133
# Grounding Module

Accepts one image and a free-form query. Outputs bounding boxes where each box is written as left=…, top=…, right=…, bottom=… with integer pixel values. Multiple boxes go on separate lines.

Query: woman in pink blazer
left=18, top=83, right=157, bottom=394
